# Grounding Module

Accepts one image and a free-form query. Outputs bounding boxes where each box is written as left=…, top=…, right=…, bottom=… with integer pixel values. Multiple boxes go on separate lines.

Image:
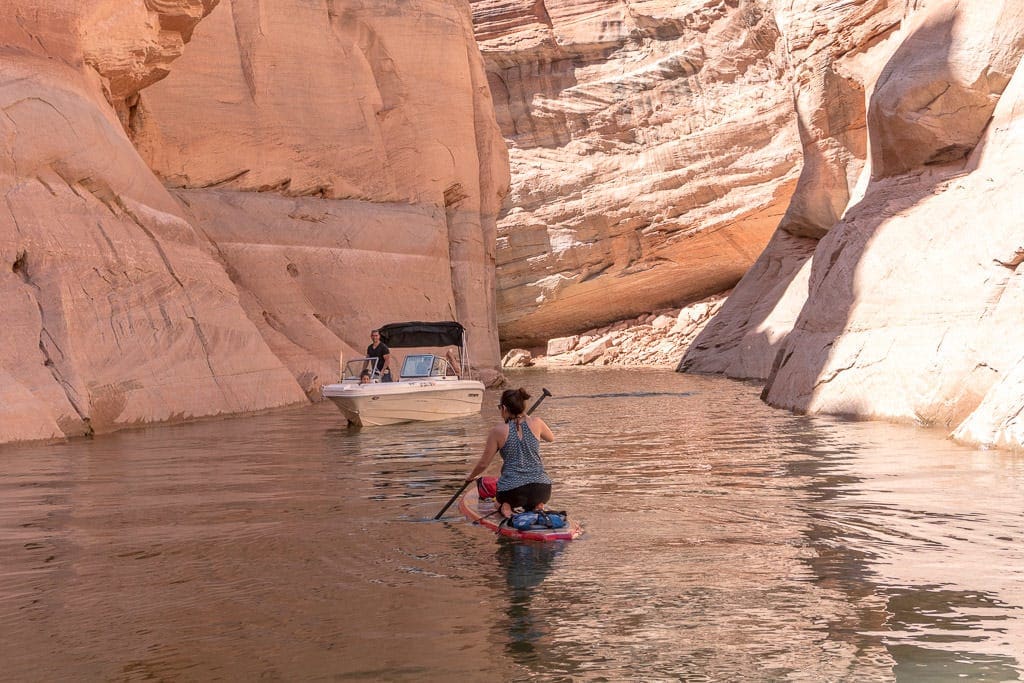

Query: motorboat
left=322, top=321, right=485, bottom=427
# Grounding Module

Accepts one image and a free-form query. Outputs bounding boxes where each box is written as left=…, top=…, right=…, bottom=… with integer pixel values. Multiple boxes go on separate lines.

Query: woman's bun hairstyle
left=500, top=387, right=531, bottom=415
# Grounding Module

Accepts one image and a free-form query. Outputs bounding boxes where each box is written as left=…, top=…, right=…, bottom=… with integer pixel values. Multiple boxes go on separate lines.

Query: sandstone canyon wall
left=1, top=1, right=507, bottom=445
left=470, top=0, right=802, bottom=348
left=1, top=0, right=304, bottom=443
left=682, top=0, right=1024, bottom=450
left=132, top=0, right=508, bottom=394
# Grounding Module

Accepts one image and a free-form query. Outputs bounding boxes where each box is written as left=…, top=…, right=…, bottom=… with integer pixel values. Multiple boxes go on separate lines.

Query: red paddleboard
left=459, top=487, right=583, bottom=541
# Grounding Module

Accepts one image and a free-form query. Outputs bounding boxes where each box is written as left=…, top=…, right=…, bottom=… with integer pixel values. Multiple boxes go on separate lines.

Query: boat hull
left=322, top=379, right=484, bottom=427
left=459, top=488, right=583, bottom=541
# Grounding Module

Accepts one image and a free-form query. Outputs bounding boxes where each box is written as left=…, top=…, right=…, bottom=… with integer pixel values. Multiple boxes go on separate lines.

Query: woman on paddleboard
left=465, top=388, right=554, bottom=519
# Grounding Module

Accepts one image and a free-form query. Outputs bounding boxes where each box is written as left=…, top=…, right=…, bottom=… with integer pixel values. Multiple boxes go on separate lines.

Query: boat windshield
left=343, top=357, right=380, bottom=381
left=401, top=354, right=453, bottom=378
left=401, top=354, right=435, bottom=378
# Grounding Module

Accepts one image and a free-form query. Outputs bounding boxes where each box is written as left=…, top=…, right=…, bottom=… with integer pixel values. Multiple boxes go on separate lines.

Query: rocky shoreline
left=502, top=293, right=727, bottom=369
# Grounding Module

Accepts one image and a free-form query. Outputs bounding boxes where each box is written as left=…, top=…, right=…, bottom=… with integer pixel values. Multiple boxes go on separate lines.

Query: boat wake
left=555, top=391, right=695, bottom=400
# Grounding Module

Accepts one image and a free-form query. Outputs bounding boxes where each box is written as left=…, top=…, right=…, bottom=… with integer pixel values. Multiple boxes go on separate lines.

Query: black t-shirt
left=366, top=342, right=391, bottom=373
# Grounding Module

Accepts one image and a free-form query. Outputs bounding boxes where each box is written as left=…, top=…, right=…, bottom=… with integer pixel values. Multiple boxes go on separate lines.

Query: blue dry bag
left=511, top=510, right=567, bottom=530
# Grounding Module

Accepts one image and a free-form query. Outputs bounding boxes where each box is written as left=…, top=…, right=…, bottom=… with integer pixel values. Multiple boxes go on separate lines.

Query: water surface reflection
left=0, top=368, right=1021, bottom=680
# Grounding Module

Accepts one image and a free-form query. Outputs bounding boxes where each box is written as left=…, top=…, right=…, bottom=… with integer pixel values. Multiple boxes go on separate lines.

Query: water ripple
left=0, top=369, right=1022, bottom=680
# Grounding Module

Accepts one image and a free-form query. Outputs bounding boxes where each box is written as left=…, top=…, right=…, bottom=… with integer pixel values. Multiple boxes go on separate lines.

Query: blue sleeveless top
left=497, top=419, right=552, bottom=491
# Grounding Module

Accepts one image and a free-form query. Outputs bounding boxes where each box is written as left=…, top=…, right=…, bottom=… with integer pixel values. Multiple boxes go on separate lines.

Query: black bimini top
left=377, top=321, right=465, bottom=348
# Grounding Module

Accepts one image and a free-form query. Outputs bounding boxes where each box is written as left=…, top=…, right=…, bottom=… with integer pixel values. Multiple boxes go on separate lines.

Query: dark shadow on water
left=892, top=644, right=1022, bottom=682
left=783, top=416, right=1023, bottom=679
left=887, top=586, right=1022, bottom=682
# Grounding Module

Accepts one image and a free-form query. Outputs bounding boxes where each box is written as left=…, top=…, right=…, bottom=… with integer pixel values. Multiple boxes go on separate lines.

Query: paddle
left=433, top=387, right=552, bottom=520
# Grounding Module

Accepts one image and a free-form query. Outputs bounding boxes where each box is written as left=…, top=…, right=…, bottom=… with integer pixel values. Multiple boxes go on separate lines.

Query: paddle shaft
left=433, top=387, right=552, bottom=520
left=524, top=388, right=552, bottom=416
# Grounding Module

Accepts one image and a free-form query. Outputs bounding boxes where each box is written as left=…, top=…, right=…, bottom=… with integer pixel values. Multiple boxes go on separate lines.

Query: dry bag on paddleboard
left=511, top=510, right=568, bottom=530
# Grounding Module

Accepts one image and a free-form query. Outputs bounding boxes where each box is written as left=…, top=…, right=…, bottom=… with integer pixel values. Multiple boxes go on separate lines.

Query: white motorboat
left=322, top=321, right=485, bottom=427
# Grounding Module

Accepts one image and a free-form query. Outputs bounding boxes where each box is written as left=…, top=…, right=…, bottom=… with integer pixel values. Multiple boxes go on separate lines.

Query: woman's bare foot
left=499, top=503, right=512, bottom=518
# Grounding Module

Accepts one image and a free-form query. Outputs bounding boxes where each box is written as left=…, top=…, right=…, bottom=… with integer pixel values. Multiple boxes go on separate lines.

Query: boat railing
left=341, top=357, right=383, bottom=382
left=340, top=353, right=475, bottom=383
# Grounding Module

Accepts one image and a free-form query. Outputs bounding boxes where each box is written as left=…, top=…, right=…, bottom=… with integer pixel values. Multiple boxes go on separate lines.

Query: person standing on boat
left=465, top=388, right=554, bottom=519
left=366, top=329, right=394, bottom=382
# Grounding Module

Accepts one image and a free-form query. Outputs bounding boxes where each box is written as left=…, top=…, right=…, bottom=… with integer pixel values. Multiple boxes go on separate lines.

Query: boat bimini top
left=377, top=321, right=466, bottom=348
left=378, top=321, right=473, bottom=379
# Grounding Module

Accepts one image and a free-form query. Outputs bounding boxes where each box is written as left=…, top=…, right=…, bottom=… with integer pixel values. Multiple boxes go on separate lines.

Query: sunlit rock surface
left=1, top=0, right=507, bottom=444
left=134, top=0, right=508, bottom=394
left=132, top=1, right=507, bottom=389
left=471, top=0, right=801, bottom=348
left=679, top=0, right=906, bottom=379
left=536, top=293, right=726, bottom=368
left=684, top=0, right=1024, bottom=450
left=0, top=0, right=310, bottom=443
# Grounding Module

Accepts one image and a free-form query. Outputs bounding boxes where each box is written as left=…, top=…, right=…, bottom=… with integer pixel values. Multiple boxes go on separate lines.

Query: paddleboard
left=459, top=487, right=583, bottom=541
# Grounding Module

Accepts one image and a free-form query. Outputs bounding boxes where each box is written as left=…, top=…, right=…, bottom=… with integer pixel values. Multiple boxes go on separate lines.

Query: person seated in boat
left=366, top=329, right=395, bottom=382
left=464, top=388, right=554, bottom=519
left=359, top=369, right=372, bottom=384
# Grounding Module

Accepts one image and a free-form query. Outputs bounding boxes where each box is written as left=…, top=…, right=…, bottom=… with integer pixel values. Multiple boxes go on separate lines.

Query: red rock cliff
left=682, top=0, right=1024, bottom=450
left=0, top=0, right=508, bottom=444
left=133, top=0, right=509, bottom=394
left=471, top=0, right=801, bottom=347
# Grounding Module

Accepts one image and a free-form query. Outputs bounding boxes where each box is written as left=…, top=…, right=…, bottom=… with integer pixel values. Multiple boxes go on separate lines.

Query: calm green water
left=1, top=368, right=1022, bottom=681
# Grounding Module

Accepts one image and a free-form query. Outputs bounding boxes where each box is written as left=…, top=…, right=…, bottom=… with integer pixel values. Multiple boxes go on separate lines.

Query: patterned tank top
left=497, top=418, right=552, bottom=491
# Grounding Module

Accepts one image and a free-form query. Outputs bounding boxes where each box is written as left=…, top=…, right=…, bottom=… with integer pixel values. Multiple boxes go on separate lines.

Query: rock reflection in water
left=0, top=368, right=1021, bottom=680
